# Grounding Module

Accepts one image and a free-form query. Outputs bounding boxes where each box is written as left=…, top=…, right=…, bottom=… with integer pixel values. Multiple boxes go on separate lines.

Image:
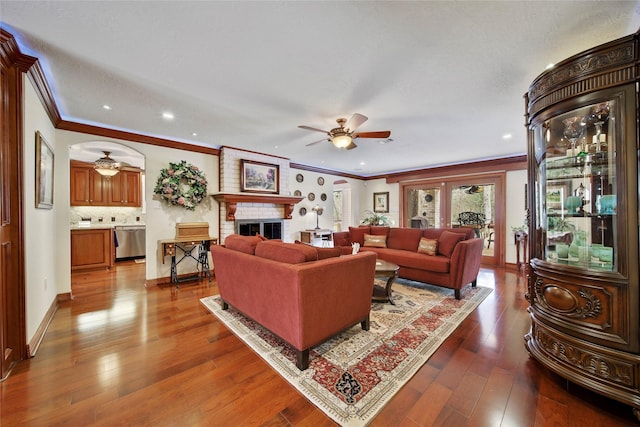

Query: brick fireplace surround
left=215, top=147, right=302, bottom=243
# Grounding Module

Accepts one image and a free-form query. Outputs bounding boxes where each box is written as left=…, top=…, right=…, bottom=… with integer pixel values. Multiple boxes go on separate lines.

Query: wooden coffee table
left=373, top=259, right=400, bottom=305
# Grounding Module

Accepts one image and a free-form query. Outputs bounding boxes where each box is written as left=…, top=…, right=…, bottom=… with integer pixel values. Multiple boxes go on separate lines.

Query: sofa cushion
left=316, top=246, right=342, bottom=260
left=418, top=237, right=438, bottom=256
left=438, top=231, right=466, bottom=257
left=224, top=234, right=262, bottom=255
left=364, top=248, right=450, bottom=273
left=370, top=226, right=390, bottom=236
left=294, top=240, right=342, bottom=260
left=349, top=226, right=371, bottom=245
left=256, top=241, right=318, bottom=264
left=387, top=228, right=423, bottom=252
left=364, top=233, right=387, bottom=248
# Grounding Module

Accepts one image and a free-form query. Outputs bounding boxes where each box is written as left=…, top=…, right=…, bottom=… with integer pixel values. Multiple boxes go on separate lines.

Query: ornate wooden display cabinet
left=524, top=32, right=640, bottom=416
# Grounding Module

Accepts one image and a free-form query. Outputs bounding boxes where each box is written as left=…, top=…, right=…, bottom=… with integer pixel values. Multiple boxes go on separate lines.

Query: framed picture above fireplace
left=240, top=160, right=279, bottom=194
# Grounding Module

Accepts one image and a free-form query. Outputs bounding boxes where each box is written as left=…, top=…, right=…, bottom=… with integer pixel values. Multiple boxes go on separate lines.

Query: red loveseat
left=210, top=235, right=377, bottom=370
left=333, top=226, right=484, bottom=299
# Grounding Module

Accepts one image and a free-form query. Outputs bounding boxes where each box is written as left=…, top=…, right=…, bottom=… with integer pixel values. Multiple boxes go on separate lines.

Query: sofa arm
left=449, top=238, right=484, bottom=288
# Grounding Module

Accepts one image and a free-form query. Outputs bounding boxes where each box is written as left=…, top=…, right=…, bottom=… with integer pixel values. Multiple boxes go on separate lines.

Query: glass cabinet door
left=533, top=100, right=617, bottom=271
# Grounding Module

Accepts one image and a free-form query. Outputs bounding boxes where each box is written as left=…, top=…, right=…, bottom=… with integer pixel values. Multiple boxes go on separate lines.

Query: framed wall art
left=240, top=159, right=279, bottom=194
left=35, top=131, right=54, bottom=209
left=373, top=191, right=389, bottom=213
left=546, top=180, right=571, bottom=211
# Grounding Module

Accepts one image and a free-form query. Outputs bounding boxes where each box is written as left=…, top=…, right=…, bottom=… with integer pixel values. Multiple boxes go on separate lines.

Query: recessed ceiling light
left=274, top=145, right=279, bottom=149
left=545, top=63, right=554, bottom=70
left=360, top=162, right=365, bottom=166
left=192, top=132, right=198, bottom=137
left=162, top=112, right=175, bottom=120
left=102, top=104, right=112, bottom=110
left=502, top=134, right=513, bottom=140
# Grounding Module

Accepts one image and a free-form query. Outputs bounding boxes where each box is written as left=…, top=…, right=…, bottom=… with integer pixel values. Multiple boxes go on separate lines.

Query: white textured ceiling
left=2, top=1, right=639, bottom=176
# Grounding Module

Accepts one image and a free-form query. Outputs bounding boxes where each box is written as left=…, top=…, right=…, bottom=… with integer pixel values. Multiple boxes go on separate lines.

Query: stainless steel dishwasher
left=115, top=225, right=146, bottom=260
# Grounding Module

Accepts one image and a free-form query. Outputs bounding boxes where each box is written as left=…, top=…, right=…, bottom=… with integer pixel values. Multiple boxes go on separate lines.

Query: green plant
left=361, top=210, right=389, bottom=226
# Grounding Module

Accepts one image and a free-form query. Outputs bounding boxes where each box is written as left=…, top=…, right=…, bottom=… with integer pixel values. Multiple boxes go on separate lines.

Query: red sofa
left=333, top=226, right=484, bottom=299
left=210, top=235, right=377, bottom=370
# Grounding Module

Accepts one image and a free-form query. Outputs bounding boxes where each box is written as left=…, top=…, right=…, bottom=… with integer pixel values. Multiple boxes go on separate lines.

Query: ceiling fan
left=298, top=113, right=391, bottom=150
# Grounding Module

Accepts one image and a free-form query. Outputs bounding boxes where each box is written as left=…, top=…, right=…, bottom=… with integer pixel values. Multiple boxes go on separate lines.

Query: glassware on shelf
left=562, top=116, right=585, bottom=157
left=589, top=102, right=610, bottom=153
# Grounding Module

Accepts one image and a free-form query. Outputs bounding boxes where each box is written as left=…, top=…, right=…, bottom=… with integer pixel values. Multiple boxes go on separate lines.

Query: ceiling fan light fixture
left=94, top=151, right=121, bottom=176
left=332, top=134, right=352, bottom=148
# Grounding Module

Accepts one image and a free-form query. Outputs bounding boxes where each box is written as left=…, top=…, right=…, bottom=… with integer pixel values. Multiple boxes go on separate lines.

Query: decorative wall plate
left=317, top=177, right=325, bottom=185
left=294, top=190, right=302, bottom=197
left=308, top=192, right=315, bottom=201
left=296, top=174, right=304, bottom=183
left=299, top=207, right=307, bottom=216
left=320, top=193, right=327, bottom=201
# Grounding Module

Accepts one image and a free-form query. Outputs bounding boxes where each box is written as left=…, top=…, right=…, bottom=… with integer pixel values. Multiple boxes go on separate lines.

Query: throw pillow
left=437, top=230, right=466, bottom=257
left=418, top=237, right=438, bottom=256
left=363, top=233, right=387, bottom=248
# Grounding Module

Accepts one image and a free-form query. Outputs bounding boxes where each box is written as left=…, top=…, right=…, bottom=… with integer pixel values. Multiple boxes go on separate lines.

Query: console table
left=159, top=236, right=218, bottom=286
left=300, top=229, right=333, bottom=247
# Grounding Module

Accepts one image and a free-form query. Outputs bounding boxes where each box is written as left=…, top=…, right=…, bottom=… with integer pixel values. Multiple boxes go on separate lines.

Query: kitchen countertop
left=70, top=223, right=146, bottom=230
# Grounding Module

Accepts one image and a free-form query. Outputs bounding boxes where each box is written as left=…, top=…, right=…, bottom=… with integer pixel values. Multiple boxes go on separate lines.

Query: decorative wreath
left=154, top=160, right=207, bottom=211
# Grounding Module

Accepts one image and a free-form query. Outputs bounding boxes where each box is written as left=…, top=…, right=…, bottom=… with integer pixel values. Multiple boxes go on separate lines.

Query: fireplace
left=236, top=219, right=283, bottom=240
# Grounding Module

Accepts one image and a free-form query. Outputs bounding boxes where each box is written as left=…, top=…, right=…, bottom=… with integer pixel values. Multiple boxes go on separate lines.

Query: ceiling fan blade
left=353, top=130, right=391, bottom=139
left=305, top=138, right=329, bottom=147
left=298, top=125, right=329, bottom=134
left=345, top=113, right=368, bottom=132
left=345, top=141, right=358, bottom=150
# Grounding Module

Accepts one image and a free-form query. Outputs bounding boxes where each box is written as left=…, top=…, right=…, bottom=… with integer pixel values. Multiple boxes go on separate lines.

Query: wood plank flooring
left=1, top=262, right=637, bottom=426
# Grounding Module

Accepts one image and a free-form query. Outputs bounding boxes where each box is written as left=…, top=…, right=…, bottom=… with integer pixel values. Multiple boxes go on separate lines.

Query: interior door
left=1, top=41, right=28, bottom=379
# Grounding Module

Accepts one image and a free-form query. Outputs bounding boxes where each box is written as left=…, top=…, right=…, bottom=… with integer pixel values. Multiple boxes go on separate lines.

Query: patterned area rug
left=200, top=279, right=491, bottom=426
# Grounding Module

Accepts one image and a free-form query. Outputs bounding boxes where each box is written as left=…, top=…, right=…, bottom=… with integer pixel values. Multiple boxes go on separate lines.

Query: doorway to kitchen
left=69, top=141, right=146, bottom=286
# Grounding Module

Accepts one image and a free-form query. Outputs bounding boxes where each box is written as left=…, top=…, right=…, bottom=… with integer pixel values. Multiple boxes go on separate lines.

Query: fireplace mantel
left=212, top=193, right=304, bottom=221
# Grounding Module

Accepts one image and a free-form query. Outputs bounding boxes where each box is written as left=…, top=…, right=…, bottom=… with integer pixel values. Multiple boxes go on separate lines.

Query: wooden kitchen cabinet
left=71, top=228, right=114, bottom=271
left=70, top=160, right=142, bottom=207
left=70, top=160, right=108, bottom=206
left=109, top=170, right=141, bottom=206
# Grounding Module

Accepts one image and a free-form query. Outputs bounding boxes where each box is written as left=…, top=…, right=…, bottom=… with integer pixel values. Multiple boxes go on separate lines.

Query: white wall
left=23, top=75, right=60, bottom=344
left=505, top=169, right=528, bottom=264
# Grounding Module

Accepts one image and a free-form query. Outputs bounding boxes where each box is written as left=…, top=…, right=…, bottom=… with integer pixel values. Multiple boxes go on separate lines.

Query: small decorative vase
left=564, top=196, right=583, bottom=213
left=600, top=195, right=616, bottom=214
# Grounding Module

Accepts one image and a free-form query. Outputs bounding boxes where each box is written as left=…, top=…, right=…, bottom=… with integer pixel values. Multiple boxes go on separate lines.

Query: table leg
left=170, top=255, right=178, bottom=284
left=384, top=271, right=399, bottom=305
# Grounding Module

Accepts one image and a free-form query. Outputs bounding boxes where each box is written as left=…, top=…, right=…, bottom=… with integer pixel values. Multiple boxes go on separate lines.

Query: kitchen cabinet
left=71, top=228, right=114, bottom=271
left=70, top=160, right=142, bottom=207
left=524, top=31, right=639, bottom=417
left=110, top=170, right=141, bottom=206
left=70, top=161, right=108, bottom=206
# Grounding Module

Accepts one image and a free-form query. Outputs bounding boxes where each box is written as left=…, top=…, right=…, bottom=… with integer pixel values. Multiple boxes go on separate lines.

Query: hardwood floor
left=1, top=262, right=637, bottom=426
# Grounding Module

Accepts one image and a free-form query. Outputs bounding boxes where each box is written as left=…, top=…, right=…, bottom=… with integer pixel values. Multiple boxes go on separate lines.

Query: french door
left=401, top=173, right=505, bottom=266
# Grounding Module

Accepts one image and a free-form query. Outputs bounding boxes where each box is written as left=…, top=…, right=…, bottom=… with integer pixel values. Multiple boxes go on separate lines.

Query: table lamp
left=312, top=205, right=323, bottom=229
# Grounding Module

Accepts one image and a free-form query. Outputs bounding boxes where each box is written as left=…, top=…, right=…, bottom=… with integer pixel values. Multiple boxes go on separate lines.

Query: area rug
left=200, top=279, right=491, bottom=426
